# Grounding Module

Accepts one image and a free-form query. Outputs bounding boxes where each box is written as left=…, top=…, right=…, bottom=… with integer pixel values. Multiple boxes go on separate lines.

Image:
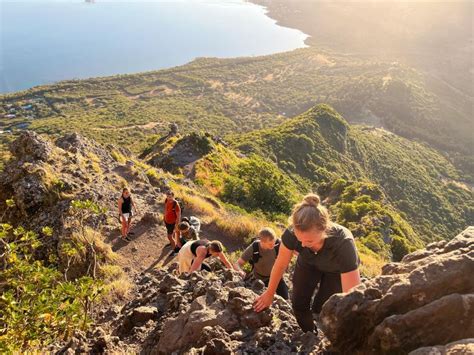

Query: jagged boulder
left=9, top=130, right=52, bottom=162
left=61, top=262, right=325, bottom=354
left=321, top=227, right=474, bottom=354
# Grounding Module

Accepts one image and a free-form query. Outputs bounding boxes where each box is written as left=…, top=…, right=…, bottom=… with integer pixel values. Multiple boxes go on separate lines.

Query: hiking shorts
left=165, top=222, right=176, bottom=235
left=121, top=212, right=132, bottom=222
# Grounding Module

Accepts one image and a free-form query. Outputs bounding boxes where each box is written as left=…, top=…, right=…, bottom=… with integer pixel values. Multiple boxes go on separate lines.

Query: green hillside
left=1, top=47, right=471, bottom=177
left=231, top=104, right=473, bottom=242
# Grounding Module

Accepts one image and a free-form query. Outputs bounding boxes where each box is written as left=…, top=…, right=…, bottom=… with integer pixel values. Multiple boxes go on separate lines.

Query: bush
left=221, top=155, right=299, bottom=215
left=0, top=224, right=103, bottom=352
left=391, top=236, right=411, bottom=262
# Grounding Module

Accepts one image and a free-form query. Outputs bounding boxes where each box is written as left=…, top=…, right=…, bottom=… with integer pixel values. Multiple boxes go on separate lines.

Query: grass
left=356, top=240, right=386, bottom=278
left=98, top=264, right=133, bottom=303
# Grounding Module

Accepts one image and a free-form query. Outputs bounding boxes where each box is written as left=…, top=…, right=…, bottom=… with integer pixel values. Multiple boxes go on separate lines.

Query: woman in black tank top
left=118, top=188, right=139, bottom=241
left=185, top=240, right=237, bottom=274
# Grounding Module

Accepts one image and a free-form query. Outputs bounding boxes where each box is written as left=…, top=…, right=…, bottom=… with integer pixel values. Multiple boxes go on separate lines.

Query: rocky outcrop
left=55, top=261, right=324, bottom=354
left=0, top=131, right=166, bottom=278
left=321, top=227, right=474, bottom=354
left=144, top=132, right=215, bottom=174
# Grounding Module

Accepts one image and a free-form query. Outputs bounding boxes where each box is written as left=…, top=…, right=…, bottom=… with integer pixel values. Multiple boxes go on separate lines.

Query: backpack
left=249, top=239, right=281, bottom=267
left=188, top=216, right=201, bottom=234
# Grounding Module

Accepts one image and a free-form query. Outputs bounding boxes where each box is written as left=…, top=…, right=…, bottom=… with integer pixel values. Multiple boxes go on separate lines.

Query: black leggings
left=292, top=256, right=342, bottom=332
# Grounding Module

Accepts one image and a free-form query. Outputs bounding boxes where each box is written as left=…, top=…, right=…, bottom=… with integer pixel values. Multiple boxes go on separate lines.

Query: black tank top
left=121, top=196, right=132, bottom=213
left=190, top=240, right=211, bottom=258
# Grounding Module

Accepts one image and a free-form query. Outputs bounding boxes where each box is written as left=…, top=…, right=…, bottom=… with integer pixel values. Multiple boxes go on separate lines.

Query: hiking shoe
left=123, top=236, right=132, bottom=242
left=128, top=231, right=135, bottom=236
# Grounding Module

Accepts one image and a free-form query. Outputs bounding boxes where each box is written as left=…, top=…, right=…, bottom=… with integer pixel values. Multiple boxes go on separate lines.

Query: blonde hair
left=290, top=194, right=331, bottom=232
left=259, top=227, right=276, bottom=241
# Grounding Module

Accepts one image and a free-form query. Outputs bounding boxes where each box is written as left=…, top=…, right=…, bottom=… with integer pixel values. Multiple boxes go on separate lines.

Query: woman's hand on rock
left=253, top=290, right=274, bottom=312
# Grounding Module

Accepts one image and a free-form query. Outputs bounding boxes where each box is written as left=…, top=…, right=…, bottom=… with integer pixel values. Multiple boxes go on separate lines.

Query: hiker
left=172, top=220, right=199, bottom=255
left=253, top=194, right=361, bottom=332
left=181, top=216, right=201, bottom=234
left=118, top=188, right=138, bottom=242
left=177, top=239, right=236, bottom=275
left=163, top=191, right=181, bottom=248
left=234, top=227, right=289, bottom=300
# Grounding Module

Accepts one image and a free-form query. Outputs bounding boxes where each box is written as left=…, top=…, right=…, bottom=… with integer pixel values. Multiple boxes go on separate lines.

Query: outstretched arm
left=131, top=197, right=139, bottom=214
left=188, top=247, right=207, bottom=273
left=254, top=243, right=293, bottom=312
left=217, top=252, right=234, bottom=270
left=341, top=268, right=361, bottom=293
left=118, top=198, right=123, bottom=217
left=234, top=257, right=246, bottom=271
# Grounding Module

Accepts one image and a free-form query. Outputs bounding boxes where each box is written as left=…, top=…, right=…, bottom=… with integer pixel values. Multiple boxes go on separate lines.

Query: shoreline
left=1, top=1, right=309, bottom=96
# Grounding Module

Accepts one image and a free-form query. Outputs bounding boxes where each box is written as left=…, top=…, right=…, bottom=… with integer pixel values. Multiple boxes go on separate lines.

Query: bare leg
left=121, top=217, right=128, bottom=237
left=127, top=217, right=132, bottom=235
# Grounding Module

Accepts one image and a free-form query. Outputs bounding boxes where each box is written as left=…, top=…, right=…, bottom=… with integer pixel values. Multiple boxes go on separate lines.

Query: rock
left=121, top=306, right=158, bottom=335
left=409, top=338, right=474, bottom=354
left=10, top=131, right=52, bottom=162
left=369, top=293, right=474, bottom=353
left=321, top=227, right=474, bottom=354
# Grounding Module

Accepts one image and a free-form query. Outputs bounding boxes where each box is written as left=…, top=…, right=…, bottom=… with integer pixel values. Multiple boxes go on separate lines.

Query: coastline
left=0, top=0, right=309, bottom=96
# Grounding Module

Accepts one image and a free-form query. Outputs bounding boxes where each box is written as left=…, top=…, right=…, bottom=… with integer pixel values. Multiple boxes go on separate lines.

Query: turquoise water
left=0, top=0, right=307, bottom=93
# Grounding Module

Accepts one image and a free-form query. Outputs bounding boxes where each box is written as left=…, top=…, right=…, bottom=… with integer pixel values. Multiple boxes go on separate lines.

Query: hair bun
left=303, top=194, right=320, bottom=207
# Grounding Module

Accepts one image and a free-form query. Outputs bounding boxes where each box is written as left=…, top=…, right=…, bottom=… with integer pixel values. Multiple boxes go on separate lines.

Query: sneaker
left=123, top=236, right=132, bottom=242
left=128, top=231, right=135, bottom=236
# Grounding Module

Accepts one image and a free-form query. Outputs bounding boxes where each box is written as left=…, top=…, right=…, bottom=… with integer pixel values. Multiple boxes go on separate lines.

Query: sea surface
left=0, top=0, right=307, bottom=93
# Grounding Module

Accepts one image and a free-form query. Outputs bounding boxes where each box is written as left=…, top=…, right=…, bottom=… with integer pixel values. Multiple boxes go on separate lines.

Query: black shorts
left=165, top=222, right=176, bottom=235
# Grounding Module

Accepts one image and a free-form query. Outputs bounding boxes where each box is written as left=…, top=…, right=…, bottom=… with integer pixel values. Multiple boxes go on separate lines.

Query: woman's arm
left=118, top=198, right=123, bottom=216
left=188, top=247, right=207, bottom=273
left=131, top=197, right=138, bottom=214
left=218, top=252, right=234, bottom=270
left=341, top=268, right=361, bottom=293
left=254, top=244, right=293, bottom=312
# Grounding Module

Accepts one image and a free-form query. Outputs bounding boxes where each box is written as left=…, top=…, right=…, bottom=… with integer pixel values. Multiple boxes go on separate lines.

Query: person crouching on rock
left=178, top=239, right=235, bottom=275
left=253, top=194, right=361, bottom=332
left=171, top=221, right=199, bottom=255
left=118, top=187, right=139, bottom=242
left=234, top=227, right=289, bottom=300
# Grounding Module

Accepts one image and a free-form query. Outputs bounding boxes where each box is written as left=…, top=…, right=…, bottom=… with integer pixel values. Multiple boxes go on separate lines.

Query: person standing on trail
left=118, top=188, right=139, bottom=242
left=253, top=194, right=361, bottom=333
left=234, top=227, right=289, bottom=300
left=163, top=191, right=181, bottom=248
left=178, top=239, right=236, bottom=275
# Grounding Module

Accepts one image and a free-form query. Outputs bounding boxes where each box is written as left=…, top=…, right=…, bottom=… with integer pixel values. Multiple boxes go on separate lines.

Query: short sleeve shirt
left=282, top=223, right=359, bottom=274
left=241, top=241, right=277, bottom=279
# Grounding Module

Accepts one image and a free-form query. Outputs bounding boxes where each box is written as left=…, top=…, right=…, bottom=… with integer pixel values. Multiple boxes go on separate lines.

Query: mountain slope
left=1, top=47, right=472, bottom=178
left=232, top=104, right=473, bottom=242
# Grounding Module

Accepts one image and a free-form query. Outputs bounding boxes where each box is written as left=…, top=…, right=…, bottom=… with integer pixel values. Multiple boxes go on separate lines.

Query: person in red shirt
left=163, top=191, right=181, bottom=248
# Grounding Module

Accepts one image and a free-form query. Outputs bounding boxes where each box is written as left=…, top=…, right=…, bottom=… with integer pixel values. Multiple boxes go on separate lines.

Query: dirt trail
left=106, top=197, right=244, bottom=279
